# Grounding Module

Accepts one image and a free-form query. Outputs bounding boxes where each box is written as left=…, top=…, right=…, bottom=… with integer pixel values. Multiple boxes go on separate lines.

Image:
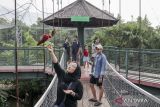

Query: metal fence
left=0, top=47, right=63, bottom=66
left=104, top=48, right=160, bottom=85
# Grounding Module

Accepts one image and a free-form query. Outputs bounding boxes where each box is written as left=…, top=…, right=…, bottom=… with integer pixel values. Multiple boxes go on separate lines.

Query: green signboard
left=71, top=16, right=90, bottom=22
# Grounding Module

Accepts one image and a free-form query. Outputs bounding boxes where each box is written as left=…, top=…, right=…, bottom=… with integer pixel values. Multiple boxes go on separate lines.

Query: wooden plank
left=0, top=66, right=54, bottom=75
left=79, top=66, right=110, bottom=107
left=78, top=81, right=110, bottom=107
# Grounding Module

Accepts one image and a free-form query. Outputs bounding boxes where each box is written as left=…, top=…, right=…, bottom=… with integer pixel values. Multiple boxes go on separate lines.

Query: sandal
left=94, top=101, right=102, bottom=106
left=88, top=98, right=97, bottom=102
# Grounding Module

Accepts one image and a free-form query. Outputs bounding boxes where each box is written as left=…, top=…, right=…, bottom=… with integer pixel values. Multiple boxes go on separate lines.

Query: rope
left=56, top=0, right=60, bottom=42
left=0, top=2, right=52, bottom=17
left=105, top=74, right=130, bottom=106
left=19, top=0, right=33, bottom=21
left=52, top=0, right=55, bottom=28
left=60, top=0, right=63, bottom=40
left=102, top=0, right=104, bottom=27
left=109, top=0, right=110, bottom=13
left=0, top=3, right=32, bottom=16
left=118, top=0, right=121, bottom=48
left=57, top=0, right=60, bottom=28
left=101, top=0, right=104, bottom=38
left=35, top=0, right=39, bottom=40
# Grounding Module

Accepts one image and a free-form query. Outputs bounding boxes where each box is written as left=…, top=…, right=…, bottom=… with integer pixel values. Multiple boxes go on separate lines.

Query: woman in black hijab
left=47, top=45, right=83, bottom=107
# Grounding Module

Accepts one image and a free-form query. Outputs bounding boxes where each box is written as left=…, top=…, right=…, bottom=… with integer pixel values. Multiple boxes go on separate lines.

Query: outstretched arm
left=47, top=45, right=65, bottom=77
left=47, top=45, right=58, bottom=63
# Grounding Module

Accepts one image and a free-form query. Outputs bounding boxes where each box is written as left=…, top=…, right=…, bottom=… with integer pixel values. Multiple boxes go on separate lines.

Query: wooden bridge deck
left=0, top=66, right=53, bottom=79
left=0, top=66, right=53, bottom=75
left=78, top=81, right=110, bottom=107
left=79, top=67, right=110, bottom=107
left=119, top=69, right=160, bottom=88
left=111, top=64, right=160, bottom=88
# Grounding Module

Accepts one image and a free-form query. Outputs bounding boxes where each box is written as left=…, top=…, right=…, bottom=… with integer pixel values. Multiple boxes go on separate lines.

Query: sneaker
left=94, top=101, right=102, bottom=106
left=88, top=98, right=97, bottom=102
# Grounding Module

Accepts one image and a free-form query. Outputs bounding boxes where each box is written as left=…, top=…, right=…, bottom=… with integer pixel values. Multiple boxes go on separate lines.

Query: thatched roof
left=43, top=0, right=118, bottom=27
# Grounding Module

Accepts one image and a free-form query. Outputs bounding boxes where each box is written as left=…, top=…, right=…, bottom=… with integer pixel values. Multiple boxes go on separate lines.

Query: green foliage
left=88, top=15, right=160, bottom=49
left=30, top=17, right=51, bottom=41
left=0, top=50, right=14, bottom=65
left=0, top=89, right=8, bottom=106
left=0, top=18, right=9, bottom=24
left=19, top=79, right=44, bottom=95
left=149, top=34, right=160, bottom=49
left=23, top=31, right=37, bottom=47
left=0, top=18, right=15, bottom=47
left=53, top=29, right=68, bottom=47
left=17, top=79, right=46, bottom=106
left=1, top=14, right=160, bottom=50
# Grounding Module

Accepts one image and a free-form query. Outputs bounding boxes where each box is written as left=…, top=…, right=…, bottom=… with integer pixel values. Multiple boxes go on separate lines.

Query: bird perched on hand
left=37, top=29, right=56, bottom=46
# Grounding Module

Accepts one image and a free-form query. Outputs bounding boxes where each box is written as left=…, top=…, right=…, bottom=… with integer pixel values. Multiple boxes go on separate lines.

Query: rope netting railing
left=34, top=52, right=64, bottom=107
left=103, top=61, right=160, bottom=107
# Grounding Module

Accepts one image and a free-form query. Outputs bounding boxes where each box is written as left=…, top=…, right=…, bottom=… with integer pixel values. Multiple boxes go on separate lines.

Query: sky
left=0, top=0, right=160, bottom=27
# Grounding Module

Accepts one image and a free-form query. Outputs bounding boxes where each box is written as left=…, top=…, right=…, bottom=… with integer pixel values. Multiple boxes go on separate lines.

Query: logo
left=113, top=96, right=123, bottom=105
left=113, top=96, right=148, bottom=106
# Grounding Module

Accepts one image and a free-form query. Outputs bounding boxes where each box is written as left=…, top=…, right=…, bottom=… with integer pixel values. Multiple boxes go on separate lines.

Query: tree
left=0, top=89, right=8, bottom=106
left=23, top=31, right=37, bottom=47
left=88, top=16, right=158, bottom=49
left=0, top=18, right=14, bottom=47
left=0, top=18, right=9, bottom=24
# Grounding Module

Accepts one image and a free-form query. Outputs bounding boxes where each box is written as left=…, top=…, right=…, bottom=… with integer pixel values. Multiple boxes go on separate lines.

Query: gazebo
left=42, top=0, right=118, bottom=47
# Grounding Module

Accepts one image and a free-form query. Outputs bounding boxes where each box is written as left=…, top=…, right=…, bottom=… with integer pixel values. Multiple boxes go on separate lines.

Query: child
left=83, top=45, right=89, bottom=69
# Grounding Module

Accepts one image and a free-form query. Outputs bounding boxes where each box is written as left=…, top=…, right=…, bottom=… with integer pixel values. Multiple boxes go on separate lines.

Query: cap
left=96, top=44, right=103, bottom=49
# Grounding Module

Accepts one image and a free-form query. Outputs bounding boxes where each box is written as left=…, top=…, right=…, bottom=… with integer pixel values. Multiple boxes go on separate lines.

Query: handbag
left=53, top=82, right=73, bottom=107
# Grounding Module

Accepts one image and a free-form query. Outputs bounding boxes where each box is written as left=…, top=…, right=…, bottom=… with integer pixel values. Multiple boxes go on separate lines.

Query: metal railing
left=0, top=47, right=44, bottom=66
left=103, top=61, right=160, bottom=107
left=104, top=48, right=160, bottom=84
left=0, top=47, right=63, bottom=66
left=34, top=52, right=65, bottom=107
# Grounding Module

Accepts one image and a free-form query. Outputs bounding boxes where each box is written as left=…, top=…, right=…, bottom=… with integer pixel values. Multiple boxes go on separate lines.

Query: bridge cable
left=35, top=0, right=39, bottom=41
left=101, top=0, right=104, bottom=41
left=60, top=0, right=63, bottom=42
left=52, top=0, right=55, bottom=28
left=0, top=3, right=32, bottom=16
left=57, top=0, right=60, bottom=43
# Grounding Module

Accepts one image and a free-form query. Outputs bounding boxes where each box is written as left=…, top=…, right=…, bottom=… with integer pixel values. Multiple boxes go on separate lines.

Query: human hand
left=98, top=78, right=102, bottom=83
left=63, top=89, right=75, bottom=96
left=44, top=41, right=54, bottom=47
left=98, top=76, right=103, bottom=83
left=47, top=45, right=53, bottom=52
left=88, top=61, right=93, bottom=65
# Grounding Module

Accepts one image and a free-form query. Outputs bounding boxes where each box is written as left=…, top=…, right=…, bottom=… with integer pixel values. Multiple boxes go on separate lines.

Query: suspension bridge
left=0, top=47, right=160, bottom=107
left=34, top=47, right=160, bottom=107
left=0, top=0, right=160, bottom=107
